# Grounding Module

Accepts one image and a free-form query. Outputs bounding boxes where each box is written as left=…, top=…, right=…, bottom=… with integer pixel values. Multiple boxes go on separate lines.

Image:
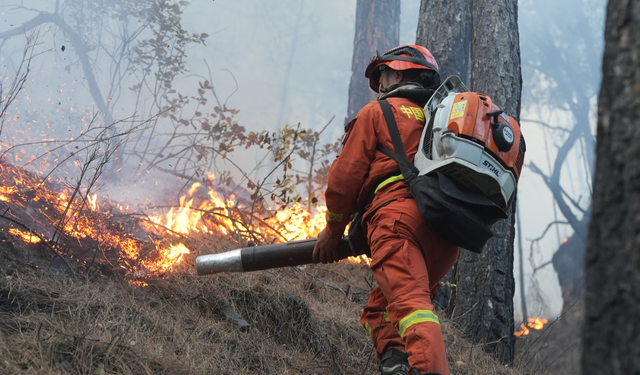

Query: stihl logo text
left=483, top=160, right=501, bottom=178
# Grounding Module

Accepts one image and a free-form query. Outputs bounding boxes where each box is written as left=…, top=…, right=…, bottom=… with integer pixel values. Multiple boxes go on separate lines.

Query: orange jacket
left=324, top=97, right=427, bottom=237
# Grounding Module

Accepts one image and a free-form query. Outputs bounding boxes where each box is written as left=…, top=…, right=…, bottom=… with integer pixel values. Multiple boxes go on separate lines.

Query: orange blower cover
left=446, top=92, right=524, bottom=180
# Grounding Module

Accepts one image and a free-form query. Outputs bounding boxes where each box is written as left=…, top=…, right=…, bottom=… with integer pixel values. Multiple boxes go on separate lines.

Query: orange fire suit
left=324, top=96, right=459, bottom=374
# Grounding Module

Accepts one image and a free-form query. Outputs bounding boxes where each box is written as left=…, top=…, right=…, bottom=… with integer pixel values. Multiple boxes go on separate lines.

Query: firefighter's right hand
left=312, top=228, right=342, bottom=264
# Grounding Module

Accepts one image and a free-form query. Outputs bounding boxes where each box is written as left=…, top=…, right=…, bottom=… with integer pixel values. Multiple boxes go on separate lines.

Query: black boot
left=379, top=348, right=410, bottom=375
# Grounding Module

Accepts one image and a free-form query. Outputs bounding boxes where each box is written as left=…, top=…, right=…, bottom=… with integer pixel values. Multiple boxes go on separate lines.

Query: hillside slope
left=0, top=233, right=530, bottom=374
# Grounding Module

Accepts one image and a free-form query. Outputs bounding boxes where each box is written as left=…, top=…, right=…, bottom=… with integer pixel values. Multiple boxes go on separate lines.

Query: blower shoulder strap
left=377, top=99, right=420, bottom=179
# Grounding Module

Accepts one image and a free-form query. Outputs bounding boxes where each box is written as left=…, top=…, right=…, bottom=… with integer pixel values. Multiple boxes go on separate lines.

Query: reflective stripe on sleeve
left=398, top=310, right=440, bottom=338
left=327, top=211, right=344, bottom=222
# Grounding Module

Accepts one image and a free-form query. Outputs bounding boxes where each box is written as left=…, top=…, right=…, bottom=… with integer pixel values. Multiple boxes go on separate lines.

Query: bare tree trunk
left=345, top=0, right=400, bottom=124
left=416, top=0, right=522, bottom=364
left=583, top=1, right=640, bottom=373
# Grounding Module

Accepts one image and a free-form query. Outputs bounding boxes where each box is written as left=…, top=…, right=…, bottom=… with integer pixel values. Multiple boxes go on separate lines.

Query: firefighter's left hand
left=313, top=228, right=342, bottom=264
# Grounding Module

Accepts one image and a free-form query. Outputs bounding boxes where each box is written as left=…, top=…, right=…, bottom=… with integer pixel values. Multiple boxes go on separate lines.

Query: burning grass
left=514, top=318, right=549, bottom=337
left=0, top=155, right=373, bottom=285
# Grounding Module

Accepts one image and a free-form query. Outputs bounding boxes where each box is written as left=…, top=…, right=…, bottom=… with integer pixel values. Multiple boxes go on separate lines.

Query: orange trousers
left=361, top=198, right=459, bottom=375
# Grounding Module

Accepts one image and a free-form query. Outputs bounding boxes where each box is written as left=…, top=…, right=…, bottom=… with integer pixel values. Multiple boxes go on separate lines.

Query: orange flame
left=265, top=203, right=326, bottom=241
left=145, top=183, right=372, bottom=267
left=141, top=243, right=190, bottom=274
left=348, top=254, right=372, bottom=266
left=88, top=193, right=98, bottom=211
left=8, top=228, right=41, bottom=243
left=3, top=164, right=370, bottom=280
left=514, top=323, right=529, bottom=337
left=514, top=317, right=549, bottom=336
left=0, top=186, right=18, bottom=201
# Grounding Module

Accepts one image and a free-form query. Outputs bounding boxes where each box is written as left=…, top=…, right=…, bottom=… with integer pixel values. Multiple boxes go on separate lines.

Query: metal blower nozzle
left=196, top=249, right=243, bottom=275
left=195, top=237, right=363, bottom=276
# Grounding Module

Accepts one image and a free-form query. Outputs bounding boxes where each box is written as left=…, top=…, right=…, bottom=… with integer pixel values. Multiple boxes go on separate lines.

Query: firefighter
left=312, top=45, right=459, bottom=375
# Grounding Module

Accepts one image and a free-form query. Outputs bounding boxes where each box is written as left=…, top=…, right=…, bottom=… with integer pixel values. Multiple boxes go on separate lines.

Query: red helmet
left=365, top=44, right=440, bottom=93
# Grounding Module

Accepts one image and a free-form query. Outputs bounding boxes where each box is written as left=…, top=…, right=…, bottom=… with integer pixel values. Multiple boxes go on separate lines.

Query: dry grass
left=442, top=320, right=532, bottom=375
left=0, top=232, right=534, bottom=375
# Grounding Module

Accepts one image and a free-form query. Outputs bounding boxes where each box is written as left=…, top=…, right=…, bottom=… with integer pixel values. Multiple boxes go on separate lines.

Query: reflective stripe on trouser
left=364, top=198, right=459, bottom=375
left=398, top=310, right=440, bottom=337
left=361, top=287, right=404, bottom=358
left=364, top=311, right=390, bottom=336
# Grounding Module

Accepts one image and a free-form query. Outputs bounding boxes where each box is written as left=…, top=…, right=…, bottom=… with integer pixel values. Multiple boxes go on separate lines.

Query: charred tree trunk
left=416, top=0, right=472, bottom=316
left=458, top=1, right=522, bottom=364
left=415, top=0, right=472, bottom=85
left=583, top=0, right=640, bottom=373
left=417, top=0, right=522, bottom=364
left=345, top=0, right=400, bottom=124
